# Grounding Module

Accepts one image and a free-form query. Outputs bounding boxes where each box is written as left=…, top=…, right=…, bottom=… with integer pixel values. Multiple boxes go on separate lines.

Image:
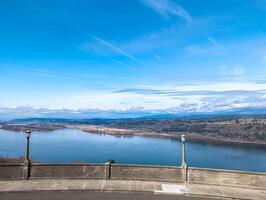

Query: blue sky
left=1, top=0, right=266, bottom=114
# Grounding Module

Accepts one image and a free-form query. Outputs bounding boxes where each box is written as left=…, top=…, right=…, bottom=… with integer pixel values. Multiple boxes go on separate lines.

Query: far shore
left=0, top=156, right=24, bottom=164
left=66, top=125, right=266, bottom=147
left=0, top=123, right=266, bottom=147
left=1, top=124, right=266, bottom=147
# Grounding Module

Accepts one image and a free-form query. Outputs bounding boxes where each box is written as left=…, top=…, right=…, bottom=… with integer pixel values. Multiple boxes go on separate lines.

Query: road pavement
left=0, top=179, right=265, bottom=200
left=0, top=191, right=220, bottom=200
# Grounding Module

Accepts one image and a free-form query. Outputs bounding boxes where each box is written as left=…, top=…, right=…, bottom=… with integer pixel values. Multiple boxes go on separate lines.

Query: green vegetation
left=105, top=118, right=266, bottom=141
left=1, top=116, right=266, bottom=143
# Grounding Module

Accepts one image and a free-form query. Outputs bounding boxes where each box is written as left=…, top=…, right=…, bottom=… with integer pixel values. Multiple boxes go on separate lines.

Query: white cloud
left=231, top=64, right=244, bottom=76
left=2, top=81, right=266, bottom=114
left=91, top=36, right=136, bottom=60
left=219, top=64, right=244, bottom=77
left=127, top=82, right=266, bottom=93
left=154, top=54, right=163, bottom=61
left=120, top=27, right=178, bottom=54
left=207, top=36, right=223, bottom=51
left=185, top=46, right=211, bottom=55
left=0, top=65, right=69, bottom=79
left=185, top=37, right=224, bottom=56
left=95, top=48, right=135, bottom=70
left=263, top=55, right=266, bottom=62
left=139, top=0, right=192, bottom=23
left=81, top=36, right=137, bottom=70
left=219, top=65, right=227, bottom=76
left=207, top=37, right=220, bottom=47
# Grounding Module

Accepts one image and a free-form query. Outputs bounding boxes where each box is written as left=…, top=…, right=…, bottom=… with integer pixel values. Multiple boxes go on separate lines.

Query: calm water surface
left=0, top=129, right=266, bottom=172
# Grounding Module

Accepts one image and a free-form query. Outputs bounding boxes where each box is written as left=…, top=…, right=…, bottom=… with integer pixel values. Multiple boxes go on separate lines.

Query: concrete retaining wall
left=0, top=163, right=266, bottom=190
left=0, top=164, right=24, bottom=180
left=30, top=163, right=106, bottom=179
left=188, top=167, right=266, bottom=189
left=111, top=164, right=183, bottom=182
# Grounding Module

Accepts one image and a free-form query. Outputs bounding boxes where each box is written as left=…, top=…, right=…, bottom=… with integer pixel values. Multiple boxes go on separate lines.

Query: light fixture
left=181, top=134, right=185, bottom=142
left=26, top=129, right=31, bottom=138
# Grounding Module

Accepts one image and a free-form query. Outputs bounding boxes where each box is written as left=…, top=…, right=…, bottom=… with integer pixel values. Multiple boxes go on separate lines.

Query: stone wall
left=0, top=163, right=266, bottom=190
left=0, top=164, right=24, bottom=180
left=111, top=164, right=183, bottom=182
left=30, top=163, right=106, bottom=179
left=188, top=167, right=266, bottom=189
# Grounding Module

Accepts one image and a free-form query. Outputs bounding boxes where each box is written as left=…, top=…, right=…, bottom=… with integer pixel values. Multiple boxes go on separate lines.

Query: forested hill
left=2, top=115, right=266, bottom=142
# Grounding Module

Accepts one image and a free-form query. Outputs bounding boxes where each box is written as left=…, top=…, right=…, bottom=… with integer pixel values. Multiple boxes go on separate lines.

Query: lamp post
left=181, top=134, right=187, bottom=169
left=25, top=130, right=31, bottom=164
left=23, top=129, right=31, bottom=180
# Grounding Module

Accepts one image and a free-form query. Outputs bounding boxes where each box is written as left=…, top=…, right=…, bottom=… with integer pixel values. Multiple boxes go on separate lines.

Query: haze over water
left=0, top=129, right=266, bottom=172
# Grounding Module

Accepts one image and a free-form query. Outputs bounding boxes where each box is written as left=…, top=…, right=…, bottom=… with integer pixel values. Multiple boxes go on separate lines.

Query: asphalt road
left=0, top=191, right=220, bottom=200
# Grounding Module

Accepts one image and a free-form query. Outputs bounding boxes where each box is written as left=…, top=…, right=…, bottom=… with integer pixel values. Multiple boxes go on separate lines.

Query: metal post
left=181, top=134, right=187, bottom=169
left=181, top=134, right=187, bottom=168
left=23, top=130, right=31, bottom=180
left=181, top=134, right=188, bottom=182
left=105, top=160, right=115, bottom=180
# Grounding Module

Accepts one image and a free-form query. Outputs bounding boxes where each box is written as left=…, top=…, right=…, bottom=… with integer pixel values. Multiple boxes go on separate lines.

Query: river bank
left=1, top=123, right=266, bottom=147
left=0, top=156, right=24, bottom=163
left=67, top=125, right=266, bottom=147
left=1, top=128, right=266, bottom=171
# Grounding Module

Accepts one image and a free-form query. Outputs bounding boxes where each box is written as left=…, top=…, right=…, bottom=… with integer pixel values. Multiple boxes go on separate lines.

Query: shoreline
left=67, top=125, right=266, bottom=147
left=1, top=124, right=266, bottom=147
left=0, top=156, right=24, bottom=164
left=85, top=130, right=266, bottom=147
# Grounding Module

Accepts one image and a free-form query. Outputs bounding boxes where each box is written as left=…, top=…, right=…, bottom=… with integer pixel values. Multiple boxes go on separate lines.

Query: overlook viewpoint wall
left=1, top=162, right=266, bottom=190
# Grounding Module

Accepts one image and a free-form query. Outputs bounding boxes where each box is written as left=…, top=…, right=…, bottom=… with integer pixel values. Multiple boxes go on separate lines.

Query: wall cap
left=188, top=167, right=266, bottom=175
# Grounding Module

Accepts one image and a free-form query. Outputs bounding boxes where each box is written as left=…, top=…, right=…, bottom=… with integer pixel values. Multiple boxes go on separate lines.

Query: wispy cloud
left=139, top=0, right=192, bottom=23
left=96, top=48, right=136, bottom=70
left=91, top=45, right=136, bottom=70
left=2, top=81, right=266, bottom=113
left=80, top=36, right=139, bottom=70
left=114, top=88, right=265, bottom=97
left=92, top=36, right=137, bottom=61
left=185, top=45, right=211, bottom=55
left=219, top=64, right=244, bottom=77
left=0, top=65, right=69, bottom=79
left=263, top=55, right=266, bottom=62
left=119, top=26, right=181, bottom=54
left=185, top=36, right=224, bottom=56
left=154, top=54, right=163, bottom=61
left=207, top=36, right=221, bottom=48
left=109, top=81, right=266, bottom=112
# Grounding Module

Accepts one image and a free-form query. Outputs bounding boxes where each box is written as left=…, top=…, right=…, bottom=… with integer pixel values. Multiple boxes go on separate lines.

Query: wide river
left=0, top=129, right=266, bottom=172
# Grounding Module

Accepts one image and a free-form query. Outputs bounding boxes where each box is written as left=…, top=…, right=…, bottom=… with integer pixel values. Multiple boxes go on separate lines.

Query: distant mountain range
left=1, top=106, right=266, bottom=122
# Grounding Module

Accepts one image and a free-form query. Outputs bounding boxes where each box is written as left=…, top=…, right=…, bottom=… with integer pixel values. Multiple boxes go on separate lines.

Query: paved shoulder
left=0, top=191, right=218, bottom=200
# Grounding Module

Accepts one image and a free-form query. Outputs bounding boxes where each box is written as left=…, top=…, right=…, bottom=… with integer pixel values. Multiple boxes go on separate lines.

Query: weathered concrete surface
left=1, top=163, right=266, bottom=191
left=188, top=167, right=266, bottom=189
left=0, top=164, right=24, bottom=180
left=0, top=179, right=265, bottom=200
left=30, top=163, right=106, bottom=179
left=0, top=179, right=162, bottom=193
left=187, top=183, right=266, bottom=200
left=111, top=164, right=183, bottom=182
left=0, top=191, right=221, bottom=200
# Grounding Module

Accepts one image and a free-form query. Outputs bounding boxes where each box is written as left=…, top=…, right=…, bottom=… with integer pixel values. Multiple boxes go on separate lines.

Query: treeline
left=4, top=117, right=266, bottom=141
left=105, top=118, right=266, bottom=141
